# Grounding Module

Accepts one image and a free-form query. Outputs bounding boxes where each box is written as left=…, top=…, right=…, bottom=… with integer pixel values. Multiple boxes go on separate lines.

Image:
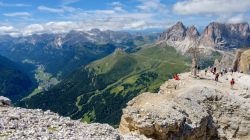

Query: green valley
left=18, top=44, right=190, bottom=126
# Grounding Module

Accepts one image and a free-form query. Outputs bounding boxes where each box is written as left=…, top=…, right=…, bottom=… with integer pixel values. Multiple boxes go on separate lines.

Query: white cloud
left=0, top=2, right=31, bottom=7
left=44, top=21, right=78, bottom=32
left=0, top=1, right=171, bottom=36
left=61, top=0, right=79, bottom=5
left=109, top=2, right=125, bottom=12
left=0, top=26, right=15, bottom=33
left=3, top=12, right=31, bottom=17
left=173, top=0, right=250, bottom=15
left=0, top=26, right=20, bottom=36
left=38, top=6, right=64, bottom=14
left=110, top=2, right=123, bottom=7
left=227, top=14, right=246, bottom=24
left=24, top=24, right=45, bottom=35
left=137, top=0, right=167, bottom=13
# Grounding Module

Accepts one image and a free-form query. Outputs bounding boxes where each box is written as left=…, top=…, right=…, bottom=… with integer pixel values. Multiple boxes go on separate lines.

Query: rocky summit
left=119, top=72, right=250, bottom=140
left=158, top=22, right=199, bottom=53
left=0, top=99, right=150, bottom=140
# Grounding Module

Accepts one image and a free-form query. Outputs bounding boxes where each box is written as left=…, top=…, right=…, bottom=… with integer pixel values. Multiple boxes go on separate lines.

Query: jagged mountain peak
left=159, top=21, right=250, bottom=53
left=169, top=21, right=186, bottom=32
left=175, top=21, right=185, bottom=27
left=186, top=25, right=200, bottom=39
left=159, top=21, right=187, bottom=42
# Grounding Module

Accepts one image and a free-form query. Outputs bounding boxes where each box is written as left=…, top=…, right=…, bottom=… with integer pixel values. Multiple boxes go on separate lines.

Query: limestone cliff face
left=159, top=22, right=250, bottom=53
left=200, top=22, right=250, bottom=49
left=119, top=72, right=250, bottom=140
left=231, top=49, right=250, bottom=74
left=239, top=49, right=250, bottom=74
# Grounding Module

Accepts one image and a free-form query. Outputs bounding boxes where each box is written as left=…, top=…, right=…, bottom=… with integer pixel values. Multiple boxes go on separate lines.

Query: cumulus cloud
left=227, top=14, right=246, bottom=24
left=109, top=2, right=125, bottom=12
left=0, top=26, right=15, bottom=33
left=3, top=12, right=31, bottom=17
left=38, top=6, right=64, bottom=13
left=173, top=0, right=250, bottom=15
left=137, top=0, right=167, bottom=13
left=23, top=24, right=45, bottom=35
left=0, top=26, right=20, bottom=36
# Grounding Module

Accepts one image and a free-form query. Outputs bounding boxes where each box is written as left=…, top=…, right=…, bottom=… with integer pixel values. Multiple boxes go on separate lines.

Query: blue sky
left=0, top=0, right=250, bottom=36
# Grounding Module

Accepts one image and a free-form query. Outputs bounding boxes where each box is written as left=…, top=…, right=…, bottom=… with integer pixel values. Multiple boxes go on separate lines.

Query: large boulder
left=0, top=96, right=11, bottom=106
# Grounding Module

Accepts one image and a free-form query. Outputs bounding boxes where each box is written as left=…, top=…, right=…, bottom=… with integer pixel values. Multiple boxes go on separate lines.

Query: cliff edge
left=0, top=97, right=150, bottom=140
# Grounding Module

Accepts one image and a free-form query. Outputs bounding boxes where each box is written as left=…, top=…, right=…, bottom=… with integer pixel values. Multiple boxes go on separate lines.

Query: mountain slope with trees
left=0, top=55, right=32, bottom=101
left=18, top=44, right=190, bottom=126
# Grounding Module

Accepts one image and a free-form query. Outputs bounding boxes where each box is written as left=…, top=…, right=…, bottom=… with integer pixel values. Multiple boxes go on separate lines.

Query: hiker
left=197, top=66, right=200, bottom=74
left=230, top=78, right=235, bottom=89
left=210, top=67, right=213, bottom=73
left=205, top=69, right=208, bottom=76
left=224, top=68, right=228, bottom=74
left=229, top=68, right=233, bottom=75
left=220, top=71, right=223, bottom=77
left=173, top=74, right=180, bottom=80
left=213, top=67, right=217, bottom=75
left=173, top=74, right=180, bottom=90
left=215, top=73, right=219, bottom=82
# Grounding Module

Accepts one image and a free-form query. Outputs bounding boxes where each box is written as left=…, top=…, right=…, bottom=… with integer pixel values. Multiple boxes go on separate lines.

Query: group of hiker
left=172, top=66, right=236, bottom=89
left=209, top=66, right=235, bottom=89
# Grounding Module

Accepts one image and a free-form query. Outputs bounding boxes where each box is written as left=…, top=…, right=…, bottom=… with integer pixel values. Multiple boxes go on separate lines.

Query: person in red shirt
left=173, top=74, right=180, bottom=80
left=230, top=78, right=235, bottom=89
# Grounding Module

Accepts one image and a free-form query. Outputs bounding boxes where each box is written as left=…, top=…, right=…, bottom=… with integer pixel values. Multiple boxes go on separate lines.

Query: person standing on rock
left=220, top=71, right=223, bottom=77
left=230, top=78, right=235, bottom=89
left=229, top=68, right=233, bottom=75
left=173, top=74, right=180, bottom=90
left=215, top=73, right=219, bottom=82
left=205, top=69, right=208, bottom=76
left=213, top=67, right=217, bottom=75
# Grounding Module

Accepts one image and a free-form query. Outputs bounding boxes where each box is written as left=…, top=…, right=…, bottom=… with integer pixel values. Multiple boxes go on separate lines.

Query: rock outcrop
left=239, top=49, right=250, bottom=74
left=0, top=97, right=149, bottom=140
left=119, top=72, right=250, bottom=140
left=159, top=22, right=250, bottom=53
left=231, top=49, right=250, bottom=74
left=0, top=96, right=11, bottom=106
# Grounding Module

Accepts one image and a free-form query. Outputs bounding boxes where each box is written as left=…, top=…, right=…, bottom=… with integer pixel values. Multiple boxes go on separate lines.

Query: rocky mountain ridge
left=0, top=96, right=150, bottom=140
left=159, top=22, right=250, bottom=53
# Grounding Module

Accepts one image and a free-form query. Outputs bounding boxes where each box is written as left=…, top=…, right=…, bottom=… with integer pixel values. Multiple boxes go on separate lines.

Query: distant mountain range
left=0, top=30, right=158, bottom=101
left=159, top=22, right=250, bottom=53
left=0, top=29, right=158, bottom=77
